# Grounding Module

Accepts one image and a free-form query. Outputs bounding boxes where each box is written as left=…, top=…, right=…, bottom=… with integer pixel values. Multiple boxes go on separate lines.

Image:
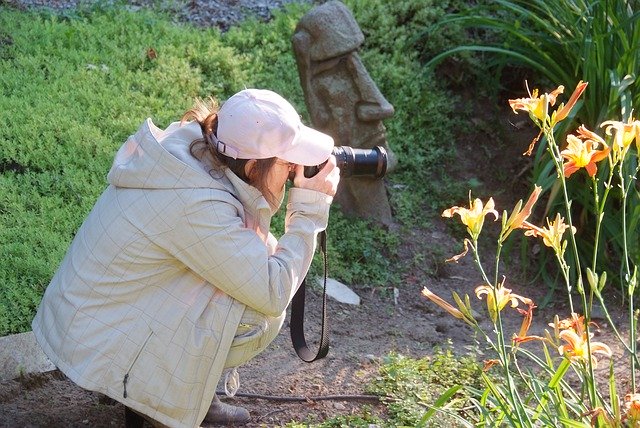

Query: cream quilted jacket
left=32, top=119, right=331, bottom=428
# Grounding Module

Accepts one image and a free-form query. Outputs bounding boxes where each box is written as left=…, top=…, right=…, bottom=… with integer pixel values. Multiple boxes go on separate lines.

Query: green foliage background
left=0, top=0, right=467, bottom=336
left=424, top=0, right=640, bottom=289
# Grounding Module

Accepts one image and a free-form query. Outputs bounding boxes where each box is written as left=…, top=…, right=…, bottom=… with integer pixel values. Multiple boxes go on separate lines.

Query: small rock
left=360, top=354, right=376, bottom=365
left=333, top=402, right=346, bottom=410
left=321, top=278, right=360, bottom=305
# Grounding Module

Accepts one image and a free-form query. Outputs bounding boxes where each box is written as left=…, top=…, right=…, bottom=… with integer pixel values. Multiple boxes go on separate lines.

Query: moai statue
left=292, top=0, right=397, bottom=226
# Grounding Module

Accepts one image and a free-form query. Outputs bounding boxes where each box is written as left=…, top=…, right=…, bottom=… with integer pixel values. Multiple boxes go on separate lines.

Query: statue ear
left=292, top=30, right=329, bottom=127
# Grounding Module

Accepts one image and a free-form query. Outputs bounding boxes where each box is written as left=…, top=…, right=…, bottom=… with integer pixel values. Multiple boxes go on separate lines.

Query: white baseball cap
left=213, top=89, right=334, bottom=166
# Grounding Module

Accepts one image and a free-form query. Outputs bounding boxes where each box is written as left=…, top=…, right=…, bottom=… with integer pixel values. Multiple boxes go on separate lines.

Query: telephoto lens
left=304, top=146, right=388, bottom=178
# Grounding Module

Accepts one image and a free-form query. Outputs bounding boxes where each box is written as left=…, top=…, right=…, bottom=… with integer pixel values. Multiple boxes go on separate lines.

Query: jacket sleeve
left=168, top=188, right=331, bottom=317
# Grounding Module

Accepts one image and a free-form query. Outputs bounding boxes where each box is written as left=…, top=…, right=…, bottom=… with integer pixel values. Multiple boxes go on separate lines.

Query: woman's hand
left=292, top=156, right=340, bottom=197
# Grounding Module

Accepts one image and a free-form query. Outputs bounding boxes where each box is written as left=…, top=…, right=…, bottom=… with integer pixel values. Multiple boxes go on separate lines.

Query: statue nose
left=357, top=100, right=395, bottom=122
left=348, top=54, right=395, bottom=122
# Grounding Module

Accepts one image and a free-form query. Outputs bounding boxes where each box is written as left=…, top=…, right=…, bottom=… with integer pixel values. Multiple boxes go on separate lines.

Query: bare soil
left=0, top=1, right=633, bottom=427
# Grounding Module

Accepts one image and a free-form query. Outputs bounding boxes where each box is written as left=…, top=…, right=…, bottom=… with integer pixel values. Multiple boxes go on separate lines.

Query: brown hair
left=182, top=97, right=279, bottom=207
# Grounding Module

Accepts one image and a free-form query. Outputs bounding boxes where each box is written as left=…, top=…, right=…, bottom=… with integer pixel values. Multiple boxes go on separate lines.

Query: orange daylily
left=442, top=195, right=499, bottom=240
left=601, top=117, right=639, bottom=164
left=512, top=303, right=547, bottom=346
left=553, top=80, right=588, bottom=125
left=586, top=407, right=615, bottom=427
left=558, top=328, right=612, bottom=368
left=501, top=185, right=543, bottom=241
left=482, top=359, right=501, bottom=372
left=560, top=133, right=610, bottom=178
left=475, top=279, right=532, bottom=323
left=522, top=213, right=576, bottom=256
left=549, top=312, right=592, bottom=337
left=575, top=124, right=607, bottom=146
left=550, top=312, right=612, bottom=368
left=623, top=393, right=640, bottom=425
left=514, top=303, right=536, bottom=339
left=445, top=238, right=470, bottom=263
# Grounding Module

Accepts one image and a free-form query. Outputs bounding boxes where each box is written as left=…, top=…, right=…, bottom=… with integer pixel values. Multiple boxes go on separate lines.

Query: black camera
left=304, top=146, right=388, bottom=178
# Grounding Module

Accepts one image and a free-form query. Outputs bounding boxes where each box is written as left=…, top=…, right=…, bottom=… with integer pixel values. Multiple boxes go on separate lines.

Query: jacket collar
left=224, top=168, right=272, bottom=217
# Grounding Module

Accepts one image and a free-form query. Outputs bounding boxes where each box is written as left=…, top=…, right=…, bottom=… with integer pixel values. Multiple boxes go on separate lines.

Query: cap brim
left=278, top=125, right=334, bottom=166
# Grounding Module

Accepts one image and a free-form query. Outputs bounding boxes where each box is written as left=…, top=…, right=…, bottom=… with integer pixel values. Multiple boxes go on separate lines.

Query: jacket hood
left=107, top=119, right=229, bottom=191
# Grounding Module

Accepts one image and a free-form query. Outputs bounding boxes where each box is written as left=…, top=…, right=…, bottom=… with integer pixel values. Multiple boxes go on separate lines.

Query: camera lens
left=303, top=146, right=388, bottom=178
left=333, top=146, right=387, bottom=178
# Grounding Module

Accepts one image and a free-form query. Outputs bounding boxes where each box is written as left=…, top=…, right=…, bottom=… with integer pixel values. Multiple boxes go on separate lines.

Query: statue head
left=293, top=0, right=396, bottom=150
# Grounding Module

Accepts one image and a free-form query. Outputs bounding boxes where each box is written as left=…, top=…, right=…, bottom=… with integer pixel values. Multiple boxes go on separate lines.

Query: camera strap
left=290, top=230, right=329, bottom=362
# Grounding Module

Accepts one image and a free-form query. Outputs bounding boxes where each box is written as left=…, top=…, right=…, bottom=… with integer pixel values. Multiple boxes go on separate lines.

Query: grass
left=0, top=0, right=469, bottom=336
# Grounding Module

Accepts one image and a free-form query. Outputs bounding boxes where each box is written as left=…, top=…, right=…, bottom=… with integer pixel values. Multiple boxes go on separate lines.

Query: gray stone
left=320, top=277, right=361, bottom=305
left=0, top=331, right=55, bottom=381
left=293, top=0, right=397, bottom=225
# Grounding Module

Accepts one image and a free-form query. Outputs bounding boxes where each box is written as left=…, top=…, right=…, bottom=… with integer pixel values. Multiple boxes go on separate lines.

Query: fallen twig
left=216, top=390, right=380, bottom=403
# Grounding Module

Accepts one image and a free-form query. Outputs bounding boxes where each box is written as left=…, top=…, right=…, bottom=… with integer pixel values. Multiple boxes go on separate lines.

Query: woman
left=31, top=89, right=340, bottom=427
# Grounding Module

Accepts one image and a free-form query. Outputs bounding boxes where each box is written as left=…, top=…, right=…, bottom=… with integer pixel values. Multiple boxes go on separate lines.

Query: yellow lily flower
left=601, top=117, right=639, bottom=164
left=522, top=213, right=576, bottom=256
left=560, top=133, right=610, bottom=178
left=558, top=328, right=612, bottom=368
left=442, top=195, right=499, bottom=240
left=475, top=279, right=532, bottom=323
left=509, top=84, right=564, bottom=122
left=509, top=81, right=588, bottom=155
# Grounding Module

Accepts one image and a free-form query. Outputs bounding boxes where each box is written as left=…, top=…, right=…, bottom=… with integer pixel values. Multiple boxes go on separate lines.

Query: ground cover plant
left=285, top=349, right=483, bottom=428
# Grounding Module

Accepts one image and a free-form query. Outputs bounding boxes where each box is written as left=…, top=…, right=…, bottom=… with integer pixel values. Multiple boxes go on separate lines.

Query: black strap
left=290, top=230, right=329, bottom=362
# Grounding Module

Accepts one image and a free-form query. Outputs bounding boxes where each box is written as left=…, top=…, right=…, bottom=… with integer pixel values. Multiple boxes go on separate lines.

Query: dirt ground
left=0, top=2, right=635, bottom=428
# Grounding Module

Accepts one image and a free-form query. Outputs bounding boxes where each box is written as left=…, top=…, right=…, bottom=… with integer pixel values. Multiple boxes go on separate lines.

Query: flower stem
left=473, top=240, right=530, bottom=426
left=545, top=127, right=598, bottom=407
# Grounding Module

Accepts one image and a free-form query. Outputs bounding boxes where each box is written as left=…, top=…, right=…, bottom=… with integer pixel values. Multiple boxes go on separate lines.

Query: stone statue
left=292, top=0, right=397, bottom=226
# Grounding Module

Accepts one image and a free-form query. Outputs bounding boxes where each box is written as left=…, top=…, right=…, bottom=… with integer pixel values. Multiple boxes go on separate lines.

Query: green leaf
left=417, top=385, right=462, bottom=426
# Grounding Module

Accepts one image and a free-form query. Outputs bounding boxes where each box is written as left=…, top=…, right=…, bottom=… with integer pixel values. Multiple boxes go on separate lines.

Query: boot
left=203, top=394, right=251, bottom=426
